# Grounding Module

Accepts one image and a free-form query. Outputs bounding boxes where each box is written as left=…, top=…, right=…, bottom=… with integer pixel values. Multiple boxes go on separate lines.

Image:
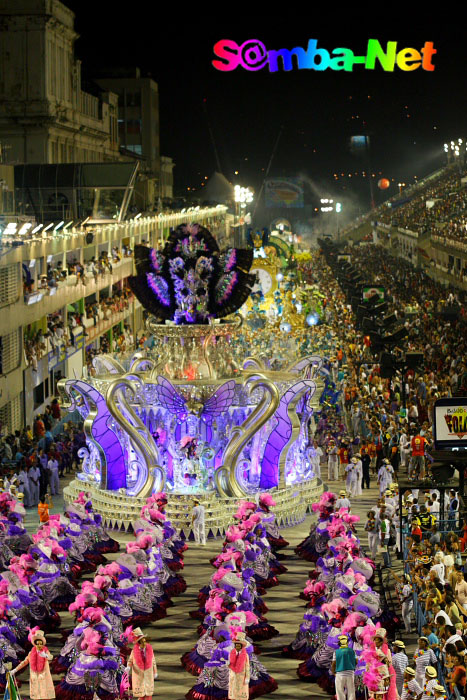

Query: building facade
left=0, top=0, right=120, bottom=164
left=0, top=206, right=229, bottom=434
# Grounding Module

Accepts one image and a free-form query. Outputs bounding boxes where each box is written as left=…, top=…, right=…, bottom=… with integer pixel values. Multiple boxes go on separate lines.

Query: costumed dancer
left=126, top=627, right=158, bottom=700
left=228, top=632, right=250, bottom=700
left=257, top=493, right=289, bottom=552
left=331, top=634, right=356, bottom=700
left=10, top=627, right=55, bottom=699
left=55, top=621, right=120, bottom=700
left=294, top=492, right=337, bottom=562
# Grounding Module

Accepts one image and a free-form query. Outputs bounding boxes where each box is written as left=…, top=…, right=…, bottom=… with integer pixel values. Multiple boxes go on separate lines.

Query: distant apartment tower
left=0, top=0, right=120, bottom=164
left=96, top=69, right=174, bottom=205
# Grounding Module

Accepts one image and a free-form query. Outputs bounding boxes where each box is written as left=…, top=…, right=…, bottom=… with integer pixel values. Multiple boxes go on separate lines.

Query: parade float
left=61, top=223, right=324, bottom=537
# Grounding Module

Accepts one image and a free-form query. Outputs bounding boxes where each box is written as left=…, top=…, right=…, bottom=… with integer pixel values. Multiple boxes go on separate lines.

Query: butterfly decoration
left=154, top=376, right=236, bottom=423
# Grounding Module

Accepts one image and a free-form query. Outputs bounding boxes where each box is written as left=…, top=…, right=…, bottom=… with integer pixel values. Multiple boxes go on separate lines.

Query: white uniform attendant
left=336, top=492, right=351, bottom=510
left=327, top=444, right=339, bottom=481
left=400, top=433, right=411, bottom=468
left=29, top=466, right=40, bottom=506
left=346, top=461, right=358, bottom=498
left=308, top=444, right=323, bottom=479
left=192, top=500, right=206, bottom=545
left=401, top=580, right=414, bottom=633
left=47, top=458, right=60, bottom=495
left=354, top=458, right=363, bottom=496
left=18, top=469, right=32, bottom=507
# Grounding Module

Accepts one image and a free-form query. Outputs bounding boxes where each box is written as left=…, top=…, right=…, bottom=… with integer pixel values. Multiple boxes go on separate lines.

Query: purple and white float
left=61, top=224, right=323, bottom=536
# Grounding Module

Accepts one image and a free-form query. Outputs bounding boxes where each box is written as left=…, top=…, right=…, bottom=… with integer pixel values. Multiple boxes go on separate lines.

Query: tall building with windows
left=0, top=0, right=120, bottom=164
left=96, top=69, right=169, bottom=207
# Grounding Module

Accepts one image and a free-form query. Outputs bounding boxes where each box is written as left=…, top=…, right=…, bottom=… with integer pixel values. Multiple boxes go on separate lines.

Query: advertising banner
left=433, top=399, right=467, bottom=449
left=362, top=286, right=385, bottom=301
left=265, top=178, right=304, bottom=208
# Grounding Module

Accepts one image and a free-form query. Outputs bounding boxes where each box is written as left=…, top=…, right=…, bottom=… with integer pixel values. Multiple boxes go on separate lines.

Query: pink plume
left=243, top=610, right=258, bottom=625
left=320, top=491, right=337, bottom=503
left=153, top=492, right=167, bottom=502
left=69, top=593, right=90, bottom=612
left=136, top=533, right=154, bottom=549
left=82, top=607, right=104, bottom=623
left=50, top=540, right=66, bottom=557
left=180, top=435, right=194, bottom=447
left=93, top=575, right=111, bottom=590
left=363, top=667, right=383, bottom=692
left=205, top=595, right=225, bottom=613
left=98, top=562, right=121, bottom=577
left=212, top=566, right=230, bottom=583
left=225, top=525, right=246, bottom=542
left=0, top=595, right=12, bottom=618
left=80, top=628, right=102, bottom=655
left=136, top=564, right=145, bottom=576
left=148, top=508, right=165, bottom=522
left=343, top=513, right=361, bottom=525
left=259, top=493, right=276, bottom=508
left=27, top=626, right=41, bottom=644
left=8, top=563, right=28, bottom=585
left=122, top=625, right=136, bottom=643
left=342, top=612, right=366, bottom=635
left=322, top=599, right=345, bottom=617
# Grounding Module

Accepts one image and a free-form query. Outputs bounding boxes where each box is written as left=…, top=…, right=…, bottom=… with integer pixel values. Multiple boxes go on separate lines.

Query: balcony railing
left=79, top=91, right=99, bottom=120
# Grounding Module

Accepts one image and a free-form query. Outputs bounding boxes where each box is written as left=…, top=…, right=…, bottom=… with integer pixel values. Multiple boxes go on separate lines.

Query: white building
left=0, top=0, right=120, bottom=164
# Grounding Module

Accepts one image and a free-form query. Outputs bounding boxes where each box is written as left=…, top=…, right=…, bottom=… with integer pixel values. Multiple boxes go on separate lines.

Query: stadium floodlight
left=234, top=185, right=253, bottom=204
left=53, top=220, right=65, bottom=231
left=18, top=223, right=33, bottom=235
left=32, top=224, right=43, bottom=234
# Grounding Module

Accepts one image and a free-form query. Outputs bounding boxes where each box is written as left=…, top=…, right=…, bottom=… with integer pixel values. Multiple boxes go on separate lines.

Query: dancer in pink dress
left=127, top=627, right=158, bottom=700
left=11, top=627, right=55, bottom=699
left=373, top=628, right=398, bottom=700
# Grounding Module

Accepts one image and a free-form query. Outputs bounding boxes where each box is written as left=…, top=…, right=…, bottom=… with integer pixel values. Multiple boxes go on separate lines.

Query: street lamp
left=320, top=198, right=342, bottom=239
left=234, top=185, right=254, bottom=246
left=398, top=182, right=406, bottom=195
left=444, top=139, right=466, bottom=166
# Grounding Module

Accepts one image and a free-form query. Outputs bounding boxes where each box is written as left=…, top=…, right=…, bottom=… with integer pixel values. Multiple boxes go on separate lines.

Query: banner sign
left=433, top=398, right=467, bottom=450
left=265, top=178, right=304, bottom=208
left=362, top=286, right=385, bottom=301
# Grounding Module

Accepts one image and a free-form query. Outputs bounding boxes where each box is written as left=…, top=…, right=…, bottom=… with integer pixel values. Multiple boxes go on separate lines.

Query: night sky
left=65, top=6, right=466, bottom=214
